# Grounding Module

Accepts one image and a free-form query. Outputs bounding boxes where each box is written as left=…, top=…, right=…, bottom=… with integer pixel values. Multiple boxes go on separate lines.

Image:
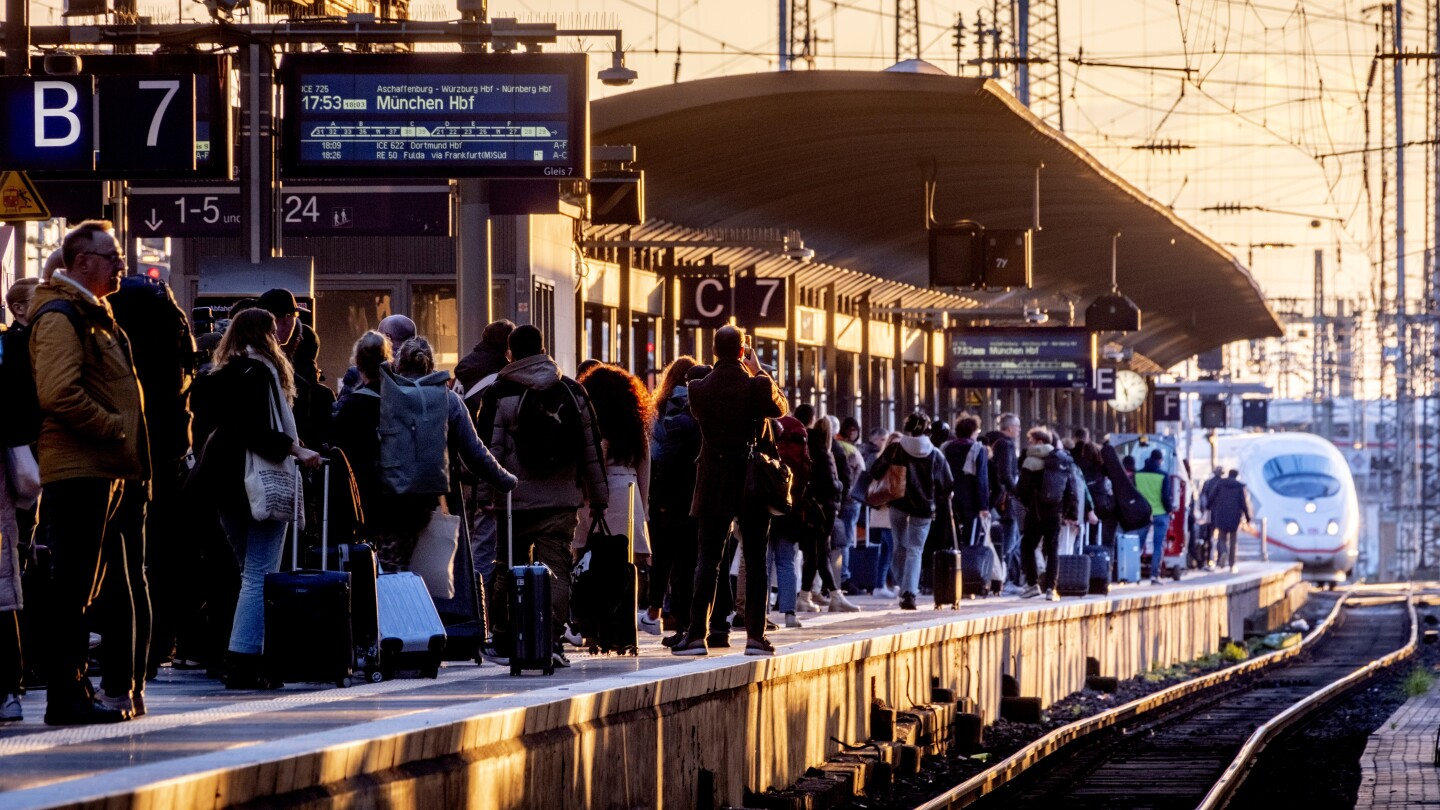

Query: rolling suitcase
left=376, top=572, right=447, bottom=679
left=959, top=520, right=992, bottom=599
left=934, top=517, right=963, bottom=608
left=848, top=540, right=883, bottom=593
left=306, top=540, right=381, bottom=682
left=432, top=485, right=488, bottom=665
left=1115, top=531, right=1142, bottom=583
left=505, top=491, right=555, bottom=676
left=1082, top=542, right=1111, bottom=596
left=1054, top=523, right=1091, bottom=597
left=574, top=483, right=639, bottom=655
left=264, top=465, right=356, bottom=688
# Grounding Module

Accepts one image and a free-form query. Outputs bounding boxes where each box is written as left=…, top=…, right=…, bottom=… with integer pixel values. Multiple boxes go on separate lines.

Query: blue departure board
left=280, top=53, right=588, bottom=179
left=944, top=327, right=1097, bottom=388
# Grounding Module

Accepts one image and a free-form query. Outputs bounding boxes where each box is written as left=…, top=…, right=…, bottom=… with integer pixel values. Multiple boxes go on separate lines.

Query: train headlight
left=1304, top=502, right=1317, bottom=513
left=1327, top=520, right=1340, bottom=536
left=1285, top=520, right=1301, bottom=536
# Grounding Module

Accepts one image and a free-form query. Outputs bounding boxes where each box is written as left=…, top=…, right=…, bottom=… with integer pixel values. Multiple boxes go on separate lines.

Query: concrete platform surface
left=0, top=562, right=1301, bottom=810
left=1357, top=679, right=1440, bottom=809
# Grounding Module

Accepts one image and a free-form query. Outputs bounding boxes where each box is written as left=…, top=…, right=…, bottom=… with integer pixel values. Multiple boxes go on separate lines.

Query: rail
left=914, top=591, right=1352, bottom=810
left=1195, top=588, right=1418, bottom=810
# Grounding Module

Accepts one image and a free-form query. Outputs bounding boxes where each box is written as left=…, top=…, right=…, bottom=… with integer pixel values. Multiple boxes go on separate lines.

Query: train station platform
left=1357, top=674, right=1440, bottom=809
left=0, top=562, right=1305, bottom=810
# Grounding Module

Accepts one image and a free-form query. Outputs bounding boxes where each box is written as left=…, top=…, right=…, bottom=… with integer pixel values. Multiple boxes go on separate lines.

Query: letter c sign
left=678, top=275, right=732, bottom=328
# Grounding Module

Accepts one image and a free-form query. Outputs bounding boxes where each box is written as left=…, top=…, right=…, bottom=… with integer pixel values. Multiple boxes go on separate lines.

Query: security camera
left=1023, top=306, right=1049, bottom=324
left=598, top=52, right=638, bottom=87
left=43, top=52, right=83, bottom=76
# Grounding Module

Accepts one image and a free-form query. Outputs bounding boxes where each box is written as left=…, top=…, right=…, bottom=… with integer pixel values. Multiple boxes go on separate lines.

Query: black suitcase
left=264, top=464, right=356, bottom=688
left=959, top=519, right=993, bottom=599
left=1055, top=555, right=1091, bottom=597
left=574, top=483, right=640, bottom=655
left=432, top=485, right=488, bottom=665
left=1082, top=543, right=1111, bottom=596
left=934, top=516, right=962, bottom=609
left=504, top=492, right=555, bottom=676
left=306, top=541, right=381, bottom=681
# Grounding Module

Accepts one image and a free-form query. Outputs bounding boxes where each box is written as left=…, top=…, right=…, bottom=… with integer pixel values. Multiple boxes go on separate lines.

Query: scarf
left=246, top=347, right=299, bottom=442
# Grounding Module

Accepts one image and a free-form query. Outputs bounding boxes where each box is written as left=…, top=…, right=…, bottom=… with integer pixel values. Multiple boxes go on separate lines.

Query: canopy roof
left=592, top=69, right=1283, bottom=369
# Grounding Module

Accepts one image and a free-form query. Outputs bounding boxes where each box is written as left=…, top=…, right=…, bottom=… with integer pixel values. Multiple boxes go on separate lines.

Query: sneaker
left=899, top=592, right=918, bottom=610
left=563, top=623, right=585, bottom=648
left=765, top=619, right=779, bottom=632
left=744, top=637, right=776, bottom=656
left=795, top=592, right=821, bottom=613
left=731, top=614, right=746, bottom=630
left=480, top=645, right=511, bottom=666
left=662, top=632, right=686, bottom=649
left=0, top=694, right=20, bottom=722
left=1001, top=582, right=1024, bottom=597
left=1230, top=564, right=1238, bottom=574
left=874, top=586, right=899, bottom=599
left=551, top=649, right=571, bottom=669
left=1020, top=585, right=1041, bottom=599
left=785, top=612, right=803, bottom=628
left=706, top=632, right=731, bottom=648
left=828, top=592, right=862, bottom=613
left=96, top=692, right=134, bottom=719
left=88, top=633, right=102, bottom=650
left=638, top=612, right=662, bottom=636
left=1046, top=589, right=1060, bottom=602
left=671, top=636, right=708, bottom=656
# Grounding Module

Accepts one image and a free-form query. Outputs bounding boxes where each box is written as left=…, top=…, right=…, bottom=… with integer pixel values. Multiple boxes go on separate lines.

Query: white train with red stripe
left=1186, top=431, right=1360, bottom=584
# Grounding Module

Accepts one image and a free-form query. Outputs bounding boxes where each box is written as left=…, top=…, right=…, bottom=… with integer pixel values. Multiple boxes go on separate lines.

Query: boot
left=794, top=592, right=820, bottom=613
left=828, top=591, right=862, bottom=612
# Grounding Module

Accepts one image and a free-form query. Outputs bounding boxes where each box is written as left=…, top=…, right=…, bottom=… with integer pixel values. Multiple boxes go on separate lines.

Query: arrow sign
left=126, top=184, right=240, bottom=237
left=144, top=209, right=163, bottom=232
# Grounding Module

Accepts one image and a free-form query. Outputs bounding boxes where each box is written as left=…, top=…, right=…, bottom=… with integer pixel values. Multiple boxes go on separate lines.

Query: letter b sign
left=0, top=77, right=96, bottom=171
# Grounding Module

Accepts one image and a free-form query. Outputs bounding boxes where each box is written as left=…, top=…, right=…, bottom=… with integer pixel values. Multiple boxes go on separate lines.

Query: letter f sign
left=34, top=81, right=81, bottom=148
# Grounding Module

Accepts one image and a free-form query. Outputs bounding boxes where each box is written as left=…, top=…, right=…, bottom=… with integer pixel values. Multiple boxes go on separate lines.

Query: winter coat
left=1074, top=448, right=1115, bottom=520
left=107, top=275, right=194, bottom=466
left=0, top=450, right=22, bottom=612
left=990, top=432, right=1020, bottom=516
left=651, top=390, right=701, bottom=516
left=869, top=435, right=953, bottom=519
left=189, top=356, right=296, bottom=514
left=1198, top=473, right=1224, bottom=515
left=477, top=354, right=608, bottom=512
left=1209, top=477, right=1252, bottom=532
left=807, top=428, right=843, bottom=513
left=943, top=438, right=991, bottom=522
left=836, top=439, right=864, bottom=505
left=1016, top=444, right=1079, bottom=521
left=29, top=277, right=150, bottom=486
left=454, top=342, right=510, bottom=394
left=687, top=359, right=787, bottom=519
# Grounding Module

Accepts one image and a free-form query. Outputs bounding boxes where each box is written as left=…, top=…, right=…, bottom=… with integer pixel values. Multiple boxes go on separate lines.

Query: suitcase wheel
left=423, top=665, right=440, bottom=679
left=543, top=665, right=554, bottom=676
left=367, top=669, right=384, bottom=684
left=338, top=676, right=353, bottom=688
left=509, top=664, right=521, bottom=677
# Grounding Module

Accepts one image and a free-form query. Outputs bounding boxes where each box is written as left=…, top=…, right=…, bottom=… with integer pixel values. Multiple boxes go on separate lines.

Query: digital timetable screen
left=279, top=53, right=588, bottom=179
left=944, top=327, right=1096, bottom=388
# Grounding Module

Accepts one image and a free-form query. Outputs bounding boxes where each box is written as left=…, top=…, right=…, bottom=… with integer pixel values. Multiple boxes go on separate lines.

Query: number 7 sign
left=734, top=276, right=789, bottom=330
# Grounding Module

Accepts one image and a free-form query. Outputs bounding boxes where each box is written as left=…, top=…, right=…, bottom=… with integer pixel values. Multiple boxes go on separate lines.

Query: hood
left=661, top=385, right=689, bottom=418
left=1141, top=458, right=1166, bottom=474
left=898, top=435, right=934, bottom=458
left=1022, top=443, right=1055, bottom=471
left=32, top=276, right=108, bottom=317
left=499, top=354, right=562, bottom=390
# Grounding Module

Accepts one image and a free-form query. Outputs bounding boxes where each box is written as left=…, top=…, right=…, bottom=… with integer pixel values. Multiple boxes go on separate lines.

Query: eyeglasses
left=81, top=250, right=126, bottom=266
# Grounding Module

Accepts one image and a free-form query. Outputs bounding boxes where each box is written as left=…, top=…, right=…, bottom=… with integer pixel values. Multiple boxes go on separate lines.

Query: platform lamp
left=1085, top=232, right=1142, bottom=332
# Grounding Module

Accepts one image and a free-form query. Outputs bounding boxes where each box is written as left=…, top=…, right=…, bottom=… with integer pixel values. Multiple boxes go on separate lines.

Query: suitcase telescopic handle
left=627, top=481, right=636, bottom=565
left=506, top=490, right=514, bottom=567
left=291, top=465, right=302, bottom=571
left=320, top=459, right=331, bottom=571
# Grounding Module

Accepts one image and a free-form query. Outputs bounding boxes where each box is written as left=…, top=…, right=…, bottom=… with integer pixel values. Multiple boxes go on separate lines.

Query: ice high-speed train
left=1185, top=431, right=1360, bottom=584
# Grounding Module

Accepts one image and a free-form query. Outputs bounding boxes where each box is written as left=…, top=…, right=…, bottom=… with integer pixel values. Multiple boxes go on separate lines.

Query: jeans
left=1217, top=528, right=1239, bottom=568
left=1000, top=517, right=1022, bottom=585
left=871, top=528, right=895, bottom=590
left=768, top=533, right=800, bottom=614
left=690, top=511, right=770, bottom=642
left=1021, top=513, right=1062, bottom=591
left=493, top=507, right=579, bottom=647
left=97, top=485, right=149, bottom=699
left=219, top=508, right=289, bottom=656
left=833, top=500, right=861, bottom=582
left=890, top=511, right=933, bottom=598
left=40, top=478, right=125, bottom=708
left=1137, top=514, right=1173, bottom=579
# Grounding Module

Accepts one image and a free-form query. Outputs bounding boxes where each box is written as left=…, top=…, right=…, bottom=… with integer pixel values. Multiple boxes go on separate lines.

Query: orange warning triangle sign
left=0, top=172, right=50, bottom=221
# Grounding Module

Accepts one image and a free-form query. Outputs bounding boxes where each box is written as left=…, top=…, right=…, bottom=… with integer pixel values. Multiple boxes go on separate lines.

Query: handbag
left=864, top=452, right=907, bottom=509
left=5, top=445, right=41, bottom=509
left=244, top=378, right=303, bottom=527
left=744, top=419, right=793, bottom=517
left=410, top=508, right=461, bottom=599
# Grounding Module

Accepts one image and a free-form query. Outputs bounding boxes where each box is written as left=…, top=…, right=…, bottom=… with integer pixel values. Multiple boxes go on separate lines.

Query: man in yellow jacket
left=30, top=221, right=151, bottom=726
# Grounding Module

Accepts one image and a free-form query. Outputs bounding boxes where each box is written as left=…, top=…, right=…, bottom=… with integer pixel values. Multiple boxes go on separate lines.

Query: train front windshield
left=1262, top=454, right=1343, bottom=499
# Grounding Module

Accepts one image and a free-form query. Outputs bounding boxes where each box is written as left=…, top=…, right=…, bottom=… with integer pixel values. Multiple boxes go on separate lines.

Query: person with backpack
left=337, top=336, right=517, bottom=572
left=453, top=320, right=515, bottom=592
left=455, top=319, right=516, bottom=403
left=643, top=356, right=696, bottom=637
left=1071, top=429, right=1115, bottom=547
left=768, top=416, right=812, bottom=628
left=1134, top=449, right=1177, bottom=584
left=477, top=325, right=608, bottom=669
left=27, top=222, right=152, bottom=724
left=671, top=326, right=787, bottom=657
left=868, top=412, right=953, bottom=611
left=1015, top=427, right=1079, bottom=601
left=334, top=314, right=417, bottom=412
left=797, top=414, right=857, bottom=613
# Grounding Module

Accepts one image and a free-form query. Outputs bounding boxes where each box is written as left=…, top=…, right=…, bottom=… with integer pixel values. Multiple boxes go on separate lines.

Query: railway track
left=917, top=590, right=1418, bottom=810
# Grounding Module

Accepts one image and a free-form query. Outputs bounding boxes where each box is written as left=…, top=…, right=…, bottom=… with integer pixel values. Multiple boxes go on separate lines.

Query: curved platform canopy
left=592, top=68, right=1282, bottom=370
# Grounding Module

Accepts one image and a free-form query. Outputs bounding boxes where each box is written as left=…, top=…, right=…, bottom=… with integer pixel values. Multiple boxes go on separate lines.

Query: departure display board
left=279, top=53, right=588, bottom=179
left=943, top=327, right=1096, bottom=388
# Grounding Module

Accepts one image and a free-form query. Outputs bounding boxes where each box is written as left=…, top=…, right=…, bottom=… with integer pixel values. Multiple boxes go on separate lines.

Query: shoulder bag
left=244, top=375, right=303, bottom=527
left=744, top=419, right=794, bottom=516
left=864, top=447, right=907, bottom=508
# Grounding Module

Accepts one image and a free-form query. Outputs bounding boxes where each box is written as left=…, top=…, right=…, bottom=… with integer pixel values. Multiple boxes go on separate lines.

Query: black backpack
left=1038, top=454, right=1071, bottom=508
left=514, top=381, right=585, bottom=477
left=0, top=301, right=84, bottom=449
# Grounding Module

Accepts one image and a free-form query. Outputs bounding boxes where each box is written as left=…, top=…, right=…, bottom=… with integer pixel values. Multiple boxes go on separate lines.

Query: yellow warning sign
left=0, top=172, right=50, bottom=221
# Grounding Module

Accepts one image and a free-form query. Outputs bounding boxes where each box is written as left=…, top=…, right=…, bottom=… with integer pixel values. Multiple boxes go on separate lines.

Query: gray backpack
left=357, top=364, right=452, bottom=496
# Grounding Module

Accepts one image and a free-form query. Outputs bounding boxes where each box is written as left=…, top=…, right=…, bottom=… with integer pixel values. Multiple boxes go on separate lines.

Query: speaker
left=929, top=226, right=984, bottom=288
left=1197, top=347, right=1224, bottom=372
left=1085, top=292, right=1142, bottom=332
left=1242, top=399, right=1269, bottom=428
left=589, top=169, right=645, bottom=225
left=983, top=229, right=1032, bottom=289
left=1200, top=400, right=1227, bottom=429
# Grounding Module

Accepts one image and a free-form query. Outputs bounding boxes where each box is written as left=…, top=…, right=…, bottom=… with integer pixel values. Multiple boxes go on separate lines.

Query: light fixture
left=43, top=51, right=83, bottom=75
left=1085, top=232, right=1142, bottom=332
left=1326, top=520, right=1339, bottom=536
left=1304, top=502, right=1317, bottom=513
left=1285, top=520, right=1300, bottom=536
left=598, top=51, right=638, bottom=86
left=783, top=232, right=815, bottom=262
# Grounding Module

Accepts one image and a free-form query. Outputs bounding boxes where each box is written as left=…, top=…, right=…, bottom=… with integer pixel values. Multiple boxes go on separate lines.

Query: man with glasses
left=29, top=221, right=151, bottom=725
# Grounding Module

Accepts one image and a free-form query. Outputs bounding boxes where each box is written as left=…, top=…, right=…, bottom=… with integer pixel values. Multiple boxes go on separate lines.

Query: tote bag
left=411, top=508, right=461, bottom=599
left=244, top=377, right=302, bottom=527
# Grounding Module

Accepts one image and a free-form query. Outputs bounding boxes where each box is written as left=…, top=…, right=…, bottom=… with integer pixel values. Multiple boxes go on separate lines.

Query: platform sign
left=1153, top=387, right=1182, bottom=422
left=733, top=276, right=788, bottom=330
left=95, top=75, right=195, bottom=173
left=1087, top=366, right=1117, bottom=401
left=279, top=53, right=589, bottom=179
left=127, top=185, right=242, bottom=237
left=0, top=172, right=50, bottom=221
left=943, top=327, right=1096, bottom=388
left=677, top=274, right=731, bottom=328
left=0, top=77, right=96, bottom=172
left=279, top=183, right=451, bottom=236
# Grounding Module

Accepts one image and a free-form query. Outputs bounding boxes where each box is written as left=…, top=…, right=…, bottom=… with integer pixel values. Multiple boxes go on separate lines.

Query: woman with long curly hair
left=194, top=307, right=322, bottom=689
left=575, top=364, right=655, bottom=562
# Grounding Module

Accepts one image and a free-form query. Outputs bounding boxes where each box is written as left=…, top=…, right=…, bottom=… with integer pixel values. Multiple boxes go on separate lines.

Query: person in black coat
left=989, top=413, right=1023, bottom=585
left=651, top=364, right=708, bottom=648
left=1209, top=471, right=1251, bottom=571
left=944, top=417, right=991, bottom=547
left=674, top=326, right=787, bottom=657
left=1015, top=427, right=1078, bottom=600
left=799, top=415, right=842, bottom=608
